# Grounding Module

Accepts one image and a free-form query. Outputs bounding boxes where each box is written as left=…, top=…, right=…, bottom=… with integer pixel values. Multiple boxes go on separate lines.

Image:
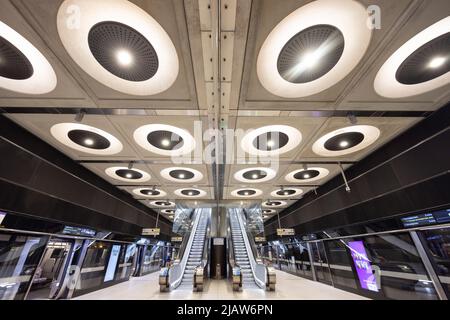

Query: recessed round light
left=57, top=0, right=178, bottom=95
left=234, top=167, right=277, bottom=183
left=270, top=188, right=303, bottom=198
left=133, top=124, right=195, bottom=156
left=0, top=21, right=56, bottom=94
left=262, top=209, right=276, bottom=215
left=150, top=200, right=175, bottom=207
left=257, top=0, right=371, bottom=98
left=285, top=167, right=329, bottom=183
left=160, top=167, right=203, bottom=183
left=374, top=17, right=450, bottom=98
left=312, top=125, right=380, bottom=157
left=161, top=209, right=175, bottom=214
left=174, top=188, right=206, bottom=198
left=105, top=166, right=150, bottom=183
left=241, top=125, right=302, bottom=157
left=262, top=200, right=286, bottom=208
left=132, top=187, right=166, bottom=198
left=231, top=188, right=263, bottom=198
left=51, top=123, right=123, bottom=155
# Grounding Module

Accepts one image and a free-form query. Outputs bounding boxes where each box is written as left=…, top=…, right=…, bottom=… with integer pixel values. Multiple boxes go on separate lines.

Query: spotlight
left=179, top=173, right=185, bottom=179
left=161, top=139, right=170, bottom=147
left=188, top=191, right=193, bottom=196
left=244, top=192, right=249, bottom=196
left=252, top=174, right=258, bottom=179
left=267, top=140, right=275, bottom=148
left=303, top=173, right=310, bottom=179
left=84, top=138, right=94, bottom=146
left=125, top=173, right=133, bottom=179
left=299, top=50, right=322, bottom=69
left=116, top=49, right=133, bottom=66
left=339, top=140, right=349, bottom=148
left=428, top=56, right=446, bottom=69
left=284, top=191, right=289, bottom=195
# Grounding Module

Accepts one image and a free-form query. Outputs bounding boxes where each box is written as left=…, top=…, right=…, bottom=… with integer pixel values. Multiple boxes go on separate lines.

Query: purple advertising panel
left=348, top=241, right=378, bottom=292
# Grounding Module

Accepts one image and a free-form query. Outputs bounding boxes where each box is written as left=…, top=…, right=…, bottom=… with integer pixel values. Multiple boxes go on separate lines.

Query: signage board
left=255, top=236, right=266, bottom=242
left=171, top=236, right=183, bottom=242
left=213, top=238, right=224, bottom=245
left=401, top=209, right=450, bottom=228
left=276, top=228, right=295, bottom=236
left=142, top=228, right=160, bottom=236
left=348, top=240, right=378, bottom=292
left=62, top=225, right=96, bottom=237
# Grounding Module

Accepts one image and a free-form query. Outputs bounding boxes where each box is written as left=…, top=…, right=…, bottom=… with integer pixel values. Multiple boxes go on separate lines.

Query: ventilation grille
left=88, top=21, right=158, bottom=82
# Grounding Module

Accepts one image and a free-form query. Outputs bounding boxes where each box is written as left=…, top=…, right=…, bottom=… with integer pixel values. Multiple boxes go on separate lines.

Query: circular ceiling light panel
left=312, top=125, right=380, bottom=157
left=50, top=123, right=123, bottom=155
left=270, top=188, right=303, bottom=198
left=262, top=209, right=277, bottom=215
left=57, top=0, right=178, bottom=96
left=160, top=167, right=203, bottom=183
left=241, top=125, right=302, bottom=157
left=257, top=0, right=371, bottom=98
left=262, top=200, right=287, bottom=208
left=150, top=200, right=175, bottom=208
left=231, top=188, right=263, bottom=198
left=374, top=17, right=450, bottom=98
left=133, top=124, right=195, bottom=156
left=132, top=187, right=166, bottom=198
left=285, top=167, right=329, bottom=183
left=105, top=166, right=150, bottom=183
left=174, top=188, right=206, bottom=198
left=234, top=167, right=277, bottom=183
left=0, top=21, right=56, bottom=94
left=161, top=209, right=175, bottom=214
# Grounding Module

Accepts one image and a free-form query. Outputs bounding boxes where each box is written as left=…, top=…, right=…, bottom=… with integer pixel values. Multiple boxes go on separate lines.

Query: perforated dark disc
left=277, top=25, right=345, bottom=83
left=116, top=169, right=142, bottom=179
left=324, top=132, right=364, bottom=151
left=243, top=170, right=267, bottom=180
left=169, top=169, right=194, bottom=180
left=252, top=132, right=289, bottom=151
left=0, top=36, right=33, bottom=80
left=147, top=130, right=184, bottom=150
left=294, top=169, right=320, bottom=180
left=88, top=21, right=158, bottom=81
left=141, top=189, right=160, bottom=196
left=67, top=129, right=111, bottom=150
left=266, top=201, right=282, bottom=206
left=276, top=189, right=296, bottom=196
left=154, top=201, right=171, bottom=206
left=181, top=189, right=200, bottom=196
left=396, top=32, right=450, bottom=84
left=237, top=189, right=257, bottom=196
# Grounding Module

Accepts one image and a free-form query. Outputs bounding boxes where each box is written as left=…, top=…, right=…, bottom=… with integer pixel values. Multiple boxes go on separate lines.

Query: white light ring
left=57, top=0, right=178, bottom=96
left=374, top=17, right=450, bottom=98
left=230, top=188, right=263, bottom=198
left=262, top=200, right=287, bottom=208
left=105, top=166, right=151, bottom=183
left=233, top=167, right=277, bottom=183
left=241, top=125, right=302, bottom=157
left=0, top=21, right=57, bottom=94
left=312, top=125, right=381, bottom=157
left=133, top=124, right=196, bottom=156
left=285, top=167, right=329, bottom=183
left=160, top=167, right=203, bottom=183
left=270, top=188, right=303, bottom=198
left=50, top=123, right=123, bottom=155
left=174, top=188, right=207, bottom=198
left=132, top=187, right=166, bottom=198
left=257, top=0, right=371, bottom=98
left=150, top=200, right=175, bottom=208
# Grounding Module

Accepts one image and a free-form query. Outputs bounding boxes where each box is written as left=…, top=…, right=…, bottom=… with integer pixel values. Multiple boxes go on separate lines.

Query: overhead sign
left=142, top=228, right=160, bottom=236
left=171, top=236, right=182, bottom=242
left=62, top=225, right=96, bottom=237
left=277, top=228, right=295, bottom=236
left=255, top=236, right=266, bottom=242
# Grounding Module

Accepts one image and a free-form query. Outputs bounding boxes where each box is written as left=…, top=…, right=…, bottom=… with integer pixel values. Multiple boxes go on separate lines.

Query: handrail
left=168, top=209, right=202, bottom=289
left=233, top=209, right=266, bottom=289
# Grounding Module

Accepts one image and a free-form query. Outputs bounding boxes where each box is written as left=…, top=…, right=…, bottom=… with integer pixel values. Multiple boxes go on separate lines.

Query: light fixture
left=285, top=167, right=329, bottom=183
left=257, top=0, right=371, bottom=98
left=231, top=188, right=263, bottom=198
left=312, top=125, right=380, bottom=157
left=105, top=166, right=151, bottom=183
left=0, top=21, right=57, bottom=94
left=150, top=200, right=175, bottom=207
left=241, top=125, right=302, bottom=157
left=262, top=200, right=287, bottom=208
left=133, top=187, right=166, bottom=198
left=234, top=167, right=277, bottom=183
left=57, top=0, right=178, bottom=96
left=270, top=188, right=303, bottom=198
left=50, top=123, right=123, bottom=155
left=374, top=17, right=450, bottom=98
left=174, top=188, right=206, bottom=198
left=133, top=124, right=195, bottom=156
left=160, top=167, right=203, bottom=183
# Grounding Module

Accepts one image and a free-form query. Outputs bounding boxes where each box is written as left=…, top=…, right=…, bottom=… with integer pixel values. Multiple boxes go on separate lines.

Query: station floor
left=75, top=270, right=368, bottom=300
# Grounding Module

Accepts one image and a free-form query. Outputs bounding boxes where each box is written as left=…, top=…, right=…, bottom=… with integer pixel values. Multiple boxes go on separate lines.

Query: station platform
left=75, top=270, right=368, bottom=300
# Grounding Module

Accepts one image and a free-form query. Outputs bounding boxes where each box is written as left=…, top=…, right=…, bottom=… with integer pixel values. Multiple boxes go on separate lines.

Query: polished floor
left=75, top=270, right=368, bottom=300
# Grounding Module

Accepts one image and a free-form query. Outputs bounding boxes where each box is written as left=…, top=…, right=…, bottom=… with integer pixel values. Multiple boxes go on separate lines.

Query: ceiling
left=0, top=0, right=449, bottom=225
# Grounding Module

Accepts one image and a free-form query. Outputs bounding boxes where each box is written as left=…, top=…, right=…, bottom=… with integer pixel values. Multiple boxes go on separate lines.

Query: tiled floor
left=75, top=270, right=368, bottom=300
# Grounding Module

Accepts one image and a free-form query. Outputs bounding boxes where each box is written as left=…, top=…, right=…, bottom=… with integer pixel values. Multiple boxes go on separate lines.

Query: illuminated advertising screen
left=104, top=245, right=121, bottom=282
left=348, top=240, right=378, bottom=292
